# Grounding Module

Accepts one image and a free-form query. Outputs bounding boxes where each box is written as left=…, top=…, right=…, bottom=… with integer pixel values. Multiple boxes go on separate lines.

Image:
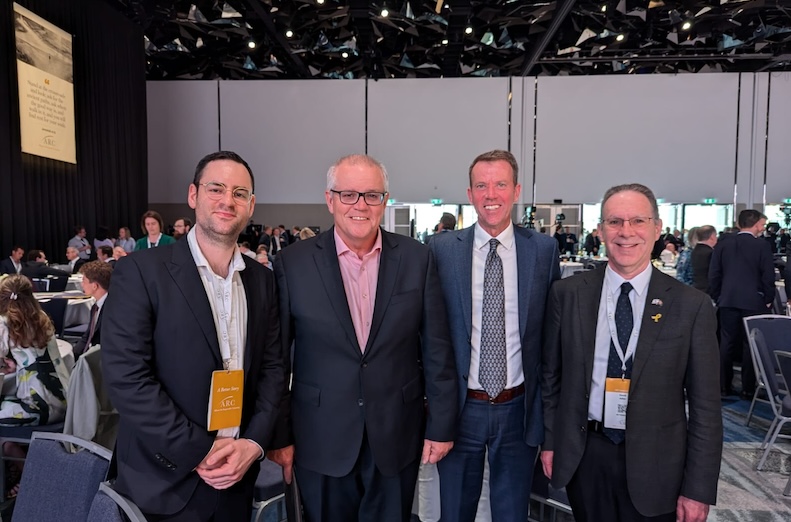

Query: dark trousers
left=566, top=432, right=674, bottom=522
left=719, top=306, right=762, bottom=394
left=437, top=394, right=536, bottom=522
left=296, top=432, right=419, bottom=522
left=144, top=474, right=255, bottom=522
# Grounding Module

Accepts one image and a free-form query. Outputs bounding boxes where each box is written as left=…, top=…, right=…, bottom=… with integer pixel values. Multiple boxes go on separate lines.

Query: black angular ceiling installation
left=106, top=0, right=791, bottom=79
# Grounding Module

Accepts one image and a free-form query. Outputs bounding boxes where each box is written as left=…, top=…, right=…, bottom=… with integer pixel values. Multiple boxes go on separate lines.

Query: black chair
left=30, top=278, right=50, bottom=292
left=775, top=351, right=791, bottom=496
left=742, top=315, right=791, bottom=426
left=46, top=275, right=68, bottom=292
left=39, top=298, right=68, bottom=337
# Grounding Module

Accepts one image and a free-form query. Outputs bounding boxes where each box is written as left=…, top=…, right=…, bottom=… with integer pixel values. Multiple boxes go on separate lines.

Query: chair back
left=47, top=275, right=68, bottom=292
left=86, top=481, right=148, bottom=522
left=743, top=315, right=791, bottom=376
left=775, top=351, right=791, bottom=399
left=40, top=298, right=68, bottom=336
left=30, top=278, right=49, bottom=292
left=749, top=329, right=783, bottom=408
left=12, top=432, right=112, bottom=522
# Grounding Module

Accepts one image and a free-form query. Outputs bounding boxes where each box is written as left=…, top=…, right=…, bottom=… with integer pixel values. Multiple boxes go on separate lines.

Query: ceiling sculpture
left=107, top=0, right=791, bottom=79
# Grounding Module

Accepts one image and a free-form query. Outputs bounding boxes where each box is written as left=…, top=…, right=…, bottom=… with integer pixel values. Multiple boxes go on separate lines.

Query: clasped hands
left=195, top=437, right=261, bottom=490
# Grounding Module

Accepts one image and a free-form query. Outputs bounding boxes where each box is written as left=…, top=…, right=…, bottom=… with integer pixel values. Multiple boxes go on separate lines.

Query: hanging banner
left=14, top=3, right=76, bottom=164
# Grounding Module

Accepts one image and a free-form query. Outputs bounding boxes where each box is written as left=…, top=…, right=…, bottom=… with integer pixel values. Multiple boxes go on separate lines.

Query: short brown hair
left=79, top=260, right=113, bottom=290
left=140, top=210, right=164, bottom=235
left=468, top=150, right=519, bottom=186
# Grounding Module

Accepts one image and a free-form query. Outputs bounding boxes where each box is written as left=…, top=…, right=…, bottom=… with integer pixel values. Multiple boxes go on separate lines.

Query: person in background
left=134, top=210, right=176, bottom=251
left=112, top=246, right=127, bottom=262
left=173, top=218, right=192, bottom=240
left=298, top=227, right=316, bottom=241
left=291, top=226, right=301, bottom=242
left=97, top=245, right=115, bottom=267
left=116, top=227, right=136, bottom=253
left=691, top=226, right=717, bottom=294
left=238, top=242, right=256, bottom=259
left=20, top=251, right=70, bottom=280
left=0, top=247, right=24, bottom=276
left=278, top=225, right=292, bottom=246
left=94, top=226, right=114, bottom=250
left=584, top=228, right=601, bottom=256
left=75, top=261, right=112, bottom=357
left=425, top=213, right=457, bottom=245
left=659, top=241, right=677, bottom=266
left=778, top=228, right=790, bottom=255
left=65, top=246, right=86, bottom=274
left=68, top=225, right=92, bottom=260
left=674, top=226, right=698, bottom=286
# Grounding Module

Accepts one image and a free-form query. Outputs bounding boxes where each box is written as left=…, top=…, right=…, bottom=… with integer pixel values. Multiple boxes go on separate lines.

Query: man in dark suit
left=0, top=246, right=24, bottom=275
left=268, top=154, right=458, bottom=522
left=66, top=246, right=87, bottom=274
left=709, top=209, right=775, bottom=399
left=20, top=250, right=70, bottom=279
left=691, top=225, right=717, bottom=293
left=102, top=151, right=285, bottom=521
left=257, top=225, right=273, bottom=252
left=430, top=150, right=560, bottom=522
left=542, top=183, right=722, bottom=522
left=584, top=229, right=601, bottom=256
left=74, top=261, right=112, bottom=357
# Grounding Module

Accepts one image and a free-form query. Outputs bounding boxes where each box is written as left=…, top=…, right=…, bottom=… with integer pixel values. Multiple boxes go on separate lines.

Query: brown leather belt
left=467, top=383, right=525, bottom=404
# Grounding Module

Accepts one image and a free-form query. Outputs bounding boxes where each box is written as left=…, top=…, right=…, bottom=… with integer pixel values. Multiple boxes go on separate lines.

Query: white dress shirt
left=468, top=222, right=524, bottom=391
left=588, top=262, right=652, bottom=421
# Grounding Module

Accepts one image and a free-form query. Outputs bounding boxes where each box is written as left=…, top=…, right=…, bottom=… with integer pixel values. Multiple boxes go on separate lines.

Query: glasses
left=601, top=216, right=655, bottom=229
left=330, top=190, right=387, bottom=206
left=199, top=182, right=252, bottom=203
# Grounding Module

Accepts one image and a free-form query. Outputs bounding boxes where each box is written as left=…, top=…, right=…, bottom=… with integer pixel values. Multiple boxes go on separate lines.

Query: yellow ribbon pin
left=651, top=313, right=662, bottom=323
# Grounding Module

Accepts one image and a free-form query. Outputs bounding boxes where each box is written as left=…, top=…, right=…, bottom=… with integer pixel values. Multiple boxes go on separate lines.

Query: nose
left=353, top=194, right=368, bottom=210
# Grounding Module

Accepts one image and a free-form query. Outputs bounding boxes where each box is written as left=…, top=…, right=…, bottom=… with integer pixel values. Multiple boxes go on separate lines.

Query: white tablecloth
left=64, top=298, right=93, bottom=328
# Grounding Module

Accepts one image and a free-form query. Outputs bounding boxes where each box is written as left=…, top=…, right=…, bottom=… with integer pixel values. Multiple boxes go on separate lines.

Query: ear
left=188, top=184, right=198, bottom=210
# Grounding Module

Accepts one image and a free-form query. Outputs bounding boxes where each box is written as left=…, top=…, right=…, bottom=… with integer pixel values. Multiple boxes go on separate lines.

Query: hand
left=421, top=440, right=453, bottom=465
left=195, top=437, right=234, bottom=471
left=196, top=439, right=261, bottom=490
left=267, top=445, right=295, bottom=484
left=540, top=450, right=553, bottom=480
left=676, top=496, right=709, bottom=522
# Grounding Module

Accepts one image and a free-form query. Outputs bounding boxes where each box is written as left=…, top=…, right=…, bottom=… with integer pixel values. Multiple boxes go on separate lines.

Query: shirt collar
left=605, top=261, right=652, bottom=298
left=474, top=221, right=515, bottom=251
left=187, top=227, right=246, bottom=276
left=334, top=228, right=382, bottom=259
left=95, top=293, right=108, bottom=310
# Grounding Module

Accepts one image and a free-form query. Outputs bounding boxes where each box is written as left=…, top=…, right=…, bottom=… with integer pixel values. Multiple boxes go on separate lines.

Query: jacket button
left=358, top=399, right=364, bottom=406
left=585, top=393, right=589, bottom=399
left=581, top=425, right=586, bottom=432
left=362, top=363, right=368, bottom=368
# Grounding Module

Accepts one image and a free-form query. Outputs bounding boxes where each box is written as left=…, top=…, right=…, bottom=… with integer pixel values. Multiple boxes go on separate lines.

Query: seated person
left=97, top=245, right=115, bottom=267
left=238, top=241, right=256, bottom=259
left=75, top=261, right=112, bottom=357
left=112, top=246, right=127, bottom=262
left=65, top=246, right=86, bottom=274
left=20, top=250, right=70, bottom=280
left=659, top=242, right=678, bottom=267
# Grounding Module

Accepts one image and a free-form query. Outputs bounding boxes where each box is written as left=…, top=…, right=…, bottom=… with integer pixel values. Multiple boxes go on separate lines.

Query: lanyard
left=147, top=233, right=162, bottom=249
left=605, top=284, right=642, bottom=377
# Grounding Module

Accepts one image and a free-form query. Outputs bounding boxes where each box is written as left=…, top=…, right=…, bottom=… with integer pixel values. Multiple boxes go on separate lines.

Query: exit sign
left=431, top=198, right=443, bottom=206
left=784, top=198, right=791, bottom=204
left=703, top=198, right=717, bottom=204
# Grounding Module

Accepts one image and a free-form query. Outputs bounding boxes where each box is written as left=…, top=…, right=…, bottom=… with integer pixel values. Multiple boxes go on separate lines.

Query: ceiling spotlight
left=441, top=38, right=449, bottom=45
left=681, top=21, right=692, bottom=30
left=381, top=8, right=389, bottom=17
left=341, top=51, right=349, bottom=58
left=247, top=40, right=256, bottom=49
left=285, top=29, right=294, bottom=38
left=601, top=5, right=607, bottom=11
left=615, top=34, right=625, bottom=41
left=465, top=26, right=473, bottom=35
left=317, top=0, right=325, bottom=3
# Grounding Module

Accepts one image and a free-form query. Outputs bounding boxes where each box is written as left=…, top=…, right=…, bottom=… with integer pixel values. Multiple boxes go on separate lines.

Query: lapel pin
left=651, top=298, right=663, bottom=307
left=651, top=313, right=662, bottom=323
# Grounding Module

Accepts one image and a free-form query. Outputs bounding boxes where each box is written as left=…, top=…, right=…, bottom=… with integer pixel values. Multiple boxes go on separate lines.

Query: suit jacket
left=73, top=307, right=101, bottom=358
left=691, top=243, right=713, bottom=293
left=583, top=234, right=601, bottom=256
left=542, top=266, right=722, bottom=516
left=69, top=258, right=86, bottom=274
left=20, top=262, right=70, bottom=279
left=709, top=232, right=775, bottom=311
left=273, top=228, right=458, bottom=477
left=101, top=239, right=285, bottom=515
left=0, top=258, right=19, bottom=275
left=429, top=225, right=560, bottom=446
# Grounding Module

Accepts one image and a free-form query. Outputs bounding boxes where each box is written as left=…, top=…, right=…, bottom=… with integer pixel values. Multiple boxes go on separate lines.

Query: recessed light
left=247, top=40, right=256, bottom=49
left=615, top=34, right=624, bottom=41
left=381, top=8, right=389, bottom=17
left=681, top=21, right=692, bottom=30
left=341, top=51, right=349, bottom=58
left=285, top=29, right=293, bottom=38
left=317, top=0, right=324, bottom=4
left=465, top=26, right=473, bottom=35
left=601, top=5, right=607, bottom=11
left=441, top=38, right=449, bottom=45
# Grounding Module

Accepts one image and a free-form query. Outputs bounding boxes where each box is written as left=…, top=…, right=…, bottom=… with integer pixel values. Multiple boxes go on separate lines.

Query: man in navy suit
left=0, top=246, right=24, bottom=275
left=269, top=154, right=458, bottom=522
left=430, top=150, right=560, bottom=522
left=102, top=151, right=285, bottom=521
left=709, top=209, right=775, bottom=398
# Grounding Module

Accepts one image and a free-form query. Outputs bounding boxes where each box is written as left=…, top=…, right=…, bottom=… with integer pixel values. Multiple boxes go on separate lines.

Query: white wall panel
left=535, top=74, right=740, bottom=204
left=147, top=81, right=220, bottom=203
left=368, top=78, right=511, bottom=204
left=220, top=80, right=366, bottom=204
left=766, top=72, right=791, bottom=202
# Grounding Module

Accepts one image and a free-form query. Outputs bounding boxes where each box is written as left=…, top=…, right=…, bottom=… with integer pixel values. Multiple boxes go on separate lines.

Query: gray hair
left=326, top=155, right=389, bottom=193
left=600, top=183, right=660, bottom=220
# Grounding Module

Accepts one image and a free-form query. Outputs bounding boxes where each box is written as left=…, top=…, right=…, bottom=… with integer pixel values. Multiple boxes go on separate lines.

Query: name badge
left=604, top=377, right=629, bottom=430
left=207, top=369, right=244, bottom=432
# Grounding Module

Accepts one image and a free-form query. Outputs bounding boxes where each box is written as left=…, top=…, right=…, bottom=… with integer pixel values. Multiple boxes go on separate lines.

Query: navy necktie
left=603, top=281, right=633, bottom=444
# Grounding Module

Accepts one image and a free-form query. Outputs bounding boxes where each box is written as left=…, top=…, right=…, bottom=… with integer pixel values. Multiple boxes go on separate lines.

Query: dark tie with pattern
left=603, top=281, right=634, bottom=444
left=87, top=304, right=99, bottom=345
left=479, top=238, right=507, bottom=398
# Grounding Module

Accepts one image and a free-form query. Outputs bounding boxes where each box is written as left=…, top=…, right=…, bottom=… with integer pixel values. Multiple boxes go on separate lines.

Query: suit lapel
left=313, top=229, right=361, bottom=354
left=457, top=227, right=475, bottom=338
left=631, top=268, right=674, bottom=390
left=166, top=240, right=222, bottom=367
left=514, top=228, right=536, bottom=339
left=365, top=231, right=401, bottom=356
left=579, top=268, right=605, bottom=394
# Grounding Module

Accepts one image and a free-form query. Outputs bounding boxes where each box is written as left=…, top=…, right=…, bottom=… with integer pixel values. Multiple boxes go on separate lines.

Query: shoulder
left=161, top=235, right=176, bottom=245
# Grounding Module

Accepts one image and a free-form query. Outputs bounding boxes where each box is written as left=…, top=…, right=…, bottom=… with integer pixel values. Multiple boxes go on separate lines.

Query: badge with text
left=207, top=369, right=244, bottom=432
left=604, top=377, right=630, bottom=430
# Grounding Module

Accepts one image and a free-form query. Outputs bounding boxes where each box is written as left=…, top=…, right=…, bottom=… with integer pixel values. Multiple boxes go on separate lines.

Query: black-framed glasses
left=198, top=182, right=252, bottom=203
left=600, top=216, right=655, bottom=229
left=330, top=190, right=387, bottom=206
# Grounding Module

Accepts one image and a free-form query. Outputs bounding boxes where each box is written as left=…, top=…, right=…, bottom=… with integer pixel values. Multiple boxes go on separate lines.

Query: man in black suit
left=257, top=225, right=273, bottom=252
left=691, top=225, right=717, bottom=293
left=584, top=229, right=601, bottom=256
left=0, top=246, right=24, bottom=275
left=709, top=209, right=775, bottom=399
left=269, top=154, right=458, bottom=522
left=74, top=261, right=112, bottom=357
left=20, top=250, right=70, bottom=279
left=96, top=245, right=115, bottom=268
left=66, top=246, right=87, bottom=274
left=542, top=184, right=722, bottom=522
left=102, top=151, right=285, bottom=521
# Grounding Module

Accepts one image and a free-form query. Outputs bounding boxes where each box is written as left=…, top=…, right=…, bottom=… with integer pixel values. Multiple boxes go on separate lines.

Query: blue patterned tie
left=603, top=281, right=634, bottom=444
left=479, top=238, right=507, bottom=398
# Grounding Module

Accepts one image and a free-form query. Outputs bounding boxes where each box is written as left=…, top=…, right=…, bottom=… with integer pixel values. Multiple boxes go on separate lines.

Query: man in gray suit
left=541, top=183, right=722, bottom=522
left=430, top=150, right=560, bottom=522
